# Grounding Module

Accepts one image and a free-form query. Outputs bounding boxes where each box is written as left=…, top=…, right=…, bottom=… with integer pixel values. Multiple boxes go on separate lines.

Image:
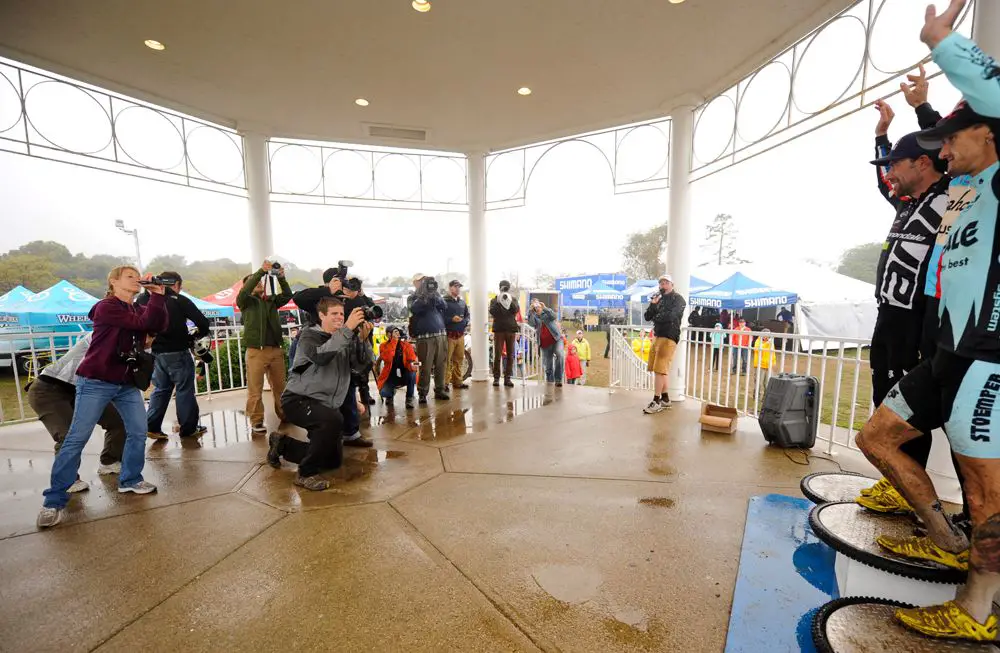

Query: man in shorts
left=642, top=274, right=686, bottom=413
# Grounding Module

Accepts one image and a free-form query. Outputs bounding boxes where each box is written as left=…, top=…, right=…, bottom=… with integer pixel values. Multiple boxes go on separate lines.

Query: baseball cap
left=412, top=272, right=425, bottom=283
left=917, top=100, right=998, bottom=150
left=322, top=268, right=339, bottom=284
left=659, top=274, right=673, bottom=283
left=449, top=279, right=463, bottom=288
left=870, top=132, right=940, bottom=166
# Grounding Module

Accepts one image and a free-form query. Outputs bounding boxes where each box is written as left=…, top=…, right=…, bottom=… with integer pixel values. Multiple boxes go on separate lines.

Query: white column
left=467, top=152, right=489, bottom=382
left=973, top=0, right=1000, bottom=57
left=665, top=106, right=696, bottom=400
left=242, top=132, right=274, bottom=268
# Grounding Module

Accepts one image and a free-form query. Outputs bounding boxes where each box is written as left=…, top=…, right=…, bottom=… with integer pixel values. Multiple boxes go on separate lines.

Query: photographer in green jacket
left=237, top=259, right=293, bottom=434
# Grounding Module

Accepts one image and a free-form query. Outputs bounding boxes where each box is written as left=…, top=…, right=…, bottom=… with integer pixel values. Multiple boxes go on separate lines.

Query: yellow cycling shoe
left=896, top=601, right=998, bottom=641
left=859, top=477, right=891, bottom=498
left=855, top=483, right=913, bottom=514
left=876, top=534, right=969, bottom=571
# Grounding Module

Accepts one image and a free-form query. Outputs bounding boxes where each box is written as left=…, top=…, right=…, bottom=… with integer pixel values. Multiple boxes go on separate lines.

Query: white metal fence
left=0, top=321, right=544, bottom=424
left=610, top=325, right=875, bottom=454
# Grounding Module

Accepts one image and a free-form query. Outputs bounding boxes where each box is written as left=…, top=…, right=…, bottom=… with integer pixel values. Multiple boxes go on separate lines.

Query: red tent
left=203, top=280, right=298, bottom=312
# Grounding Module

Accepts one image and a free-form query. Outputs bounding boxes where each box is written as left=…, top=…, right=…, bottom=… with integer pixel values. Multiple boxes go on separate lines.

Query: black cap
left=870, top=132, right=940, bottom=167
left=449, top=279, right=463, bottom=288
left=917, top=100, right=998, bottom=149
left=322, top=268, right=338, bottom=284
left=499, top=279, right=511, bottom=290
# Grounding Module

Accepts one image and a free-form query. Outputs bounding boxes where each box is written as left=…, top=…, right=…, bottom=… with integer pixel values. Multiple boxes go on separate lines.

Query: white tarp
left=693, top=262, right=876, bottom=350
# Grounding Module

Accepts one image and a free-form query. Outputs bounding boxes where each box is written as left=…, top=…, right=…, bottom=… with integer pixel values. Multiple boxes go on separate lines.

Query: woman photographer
left=37, top=265, right=167, bottom=529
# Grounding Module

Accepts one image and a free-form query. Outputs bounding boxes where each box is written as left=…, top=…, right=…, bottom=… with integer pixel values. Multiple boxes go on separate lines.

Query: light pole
left=114, top=219, right=142, bottom=271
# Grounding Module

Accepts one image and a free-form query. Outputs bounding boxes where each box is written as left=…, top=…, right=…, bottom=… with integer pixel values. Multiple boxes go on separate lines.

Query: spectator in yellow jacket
left=752, top=330, right=777, bottom=383
left=573, top=330, right=591, bottom=384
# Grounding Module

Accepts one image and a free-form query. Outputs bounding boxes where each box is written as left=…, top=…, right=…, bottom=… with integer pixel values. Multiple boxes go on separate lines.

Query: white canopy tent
left=694, top=262, right=877, bottom=350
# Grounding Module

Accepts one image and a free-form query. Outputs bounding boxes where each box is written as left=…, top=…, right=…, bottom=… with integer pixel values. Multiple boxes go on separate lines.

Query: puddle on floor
left=531, top=564, right=603, bottom=604
left=151, top=410, right=256, bottom=450
left=638, top=497, right=675, bottom=508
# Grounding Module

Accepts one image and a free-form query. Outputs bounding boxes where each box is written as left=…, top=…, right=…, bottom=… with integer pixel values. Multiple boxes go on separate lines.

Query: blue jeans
left=542, top=339, right=565, bottom=383
left=43, top=376, right=148, bottom=508
left=341, top=380, right=360, bottom=436
left=380, top=369, right=416, bottom=400
left=732, top=348, right=749, bottom=373
left=146, top=351, right=199, bottom=435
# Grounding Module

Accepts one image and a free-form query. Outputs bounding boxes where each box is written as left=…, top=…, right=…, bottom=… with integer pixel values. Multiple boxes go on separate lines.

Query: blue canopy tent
left=571, top=281, right=625, bottom=302
left=690, top=272, right=798, bottom=310
left=0, top=285, right=34, bottom=326
left=6, top=280, right=100, bottom=327
left=623, top=276, right=713, bottom=302
left=180, top=291, right=236, bottom=320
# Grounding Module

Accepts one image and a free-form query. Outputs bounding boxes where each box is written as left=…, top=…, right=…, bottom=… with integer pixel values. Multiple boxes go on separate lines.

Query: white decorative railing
left=610, top=325, right=874, bottom=454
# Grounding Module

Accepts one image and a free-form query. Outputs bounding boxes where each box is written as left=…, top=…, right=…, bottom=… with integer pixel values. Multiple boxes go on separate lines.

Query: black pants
left=493, top=331, right=517, bottom=381
left=281, top=394, right=344, bottom=478
left=870, top=304, right=933, bottom=467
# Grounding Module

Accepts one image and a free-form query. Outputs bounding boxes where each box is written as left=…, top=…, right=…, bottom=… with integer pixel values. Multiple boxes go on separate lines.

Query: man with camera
left=137, top=271, right=211, bottom=440
left=489, top=280, right=520, bottom=388
left=443, top=279, right=470, bottom=391
left=268, top=297, right=373, bottom=491
left=408, top=275, right=449, bottom=403
left=642, top=274, right=686, bottom=414
left=238, top=260, right=293, bottom=434
left=293, top=264, right=347, bottom=326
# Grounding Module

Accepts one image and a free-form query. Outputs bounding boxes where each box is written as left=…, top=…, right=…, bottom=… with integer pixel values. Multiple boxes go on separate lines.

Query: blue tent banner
left=180, top=291, right=236, bottom=320
left=690, top=272, right=798, bottom=310
left=556, top=274, right=627, bottom=310
left=5, top=280, right=100, bottom=327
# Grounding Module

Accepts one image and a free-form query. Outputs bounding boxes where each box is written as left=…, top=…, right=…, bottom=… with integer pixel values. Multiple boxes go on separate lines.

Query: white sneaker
left=37, top=507, right=64, bottom=528
left=118, top=480, right=157, bottom=495
left=251, top=423, right=267, bottom=434
left=643, top=400, right=664, bottom=415
left=67, top=478, right=90, bottom=493
left=97, top=462, right=121, bottom=475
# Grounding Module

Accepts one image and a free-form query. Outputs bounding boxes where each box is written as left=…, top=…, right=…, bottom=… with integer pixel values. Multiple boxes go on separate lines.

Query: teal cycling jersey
left=933, top=33, right=1000, bottom=362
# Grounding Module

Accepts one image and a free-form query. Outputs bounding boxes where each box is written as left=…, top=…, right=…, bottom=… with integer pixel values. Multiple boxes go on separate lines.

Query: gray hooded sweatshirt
left=282, top=325, right=372, bottom=410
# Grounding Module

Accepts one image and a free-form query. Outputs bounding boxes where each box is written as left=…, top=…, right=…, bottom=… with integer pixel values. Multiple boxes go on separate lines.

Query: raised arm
left=93, top=292, right=166, bottom=331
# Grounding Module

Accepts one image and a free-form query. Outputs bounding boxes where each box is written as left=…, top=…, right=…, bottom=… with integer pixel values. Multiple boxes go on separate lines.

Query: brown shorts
left=647, top=337, right=677, bottom=376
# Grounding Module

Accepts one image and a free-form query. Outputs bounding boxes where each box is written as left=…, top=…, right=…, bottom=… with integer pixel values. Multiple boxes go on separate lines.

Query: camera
left=268, top=261, right=283, bottom=277
left=334, top=259, right=354, bottom=281
left=119, top=349, right=141, bottom=368
left=140, top=274, right=180, bottom=286
left=499, top=291, right=512, bottom=305
left=362, top=305, right=384, bottom=322
left=420, top=276, right=440, bottom=294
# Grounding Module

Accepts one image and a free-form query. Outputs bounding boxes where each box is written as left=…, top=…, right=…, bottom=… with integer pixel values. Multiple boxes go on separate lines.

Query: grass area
left=560, top=324, right=609, bottom=388
left=0, top=371, right=35, bottom=422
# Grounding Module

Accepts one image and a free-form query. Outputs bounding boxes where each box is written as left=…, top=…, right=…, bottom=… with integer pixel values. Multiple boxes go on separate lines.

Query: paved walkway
left=0, top=383, right=842, bottom=652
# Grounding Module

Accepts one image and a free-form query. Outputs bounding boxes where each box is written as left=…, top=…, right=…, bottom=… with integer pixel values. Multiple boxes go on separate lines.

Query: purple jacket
left=76, top=293, right=167, bottom=384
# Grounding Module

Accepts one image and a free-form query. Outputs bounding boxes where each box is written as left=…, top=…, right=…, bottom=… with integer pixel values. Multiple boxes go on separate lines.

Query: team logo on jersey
left=971, top=374, right=1000, bottom=442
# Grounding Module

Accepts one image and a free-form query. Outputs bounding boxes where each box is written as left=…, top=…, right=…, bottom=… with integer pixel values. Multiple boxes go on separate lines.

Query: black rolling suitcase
left=758, top=373, right=819, bottom=448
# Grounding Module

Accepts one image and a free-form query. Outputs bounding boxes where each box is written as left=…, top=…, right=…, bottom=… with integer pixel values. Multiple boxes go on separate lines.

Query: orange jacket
left=376, top=338, right=418, bottom=390
left=733, top=325, right=752, bottom=348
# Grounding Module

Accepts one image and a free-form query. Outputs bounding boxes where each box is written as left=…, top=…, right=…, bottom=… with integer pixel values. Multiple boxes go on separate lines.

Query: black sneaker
left=555, top=382, right=563, bottom=388
left=454, top=383, right=470, bottom=390
left=504, top=379, right=514, bottom=388
left=419, top=395, right=428, bottom=405
left=434, top=391, right=451, bottom=401
left=181, top=425, right=208, bottom=438
left=405, top=397, right=415, bottom=410
left=493, top=379, right=500, bottom=387
left=266, top=433, right=283, bottom=468
left=344, top=435, right=374, bottom=448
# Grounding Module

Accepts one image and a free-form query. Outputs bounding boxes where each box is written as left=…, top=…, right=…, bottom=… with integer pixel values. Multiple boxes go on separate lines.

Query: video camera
left=139, top=274, right=180, bottom=286
left=420, top=276, right=440, bottom=295
left=363, top=304, right=384, bottom=322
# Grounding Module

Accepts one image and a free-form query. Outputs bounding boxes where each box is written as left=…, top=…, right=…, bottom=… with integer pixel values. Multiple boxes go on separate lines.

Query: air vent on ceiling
left=365, top=124, right=428, bottom=142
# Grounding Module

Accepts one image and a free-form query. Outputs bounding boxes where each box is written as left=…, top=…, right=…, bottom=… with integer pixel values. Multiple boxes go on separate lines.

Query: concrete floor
left=0, top=382, right=845, bottom=652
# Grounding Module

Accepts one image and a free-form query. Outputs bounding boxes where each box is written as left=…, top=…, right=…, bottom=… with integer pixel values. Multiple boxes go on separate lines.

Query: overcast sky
left=0, top=0, right=971, bottom=287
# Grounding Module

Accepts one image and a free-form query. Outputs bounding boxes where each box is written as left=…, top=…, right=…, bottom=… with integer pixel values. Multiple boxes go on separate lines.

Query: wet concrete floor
left=0, top=382, right=841, bottom=651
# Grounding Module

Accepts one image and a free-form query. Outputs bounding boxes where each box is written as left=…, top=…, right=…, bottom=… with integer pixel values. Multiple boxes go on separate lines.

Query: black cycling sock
left=653, top=394, right=661, bottom=402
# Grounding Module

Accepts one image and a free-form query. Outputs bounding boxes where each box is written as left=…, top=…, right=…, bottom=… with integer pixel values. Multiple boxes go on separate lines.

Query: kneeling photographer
left=267, top=298, right=373, bottom=491
left=37, top=265, right=167, bottom=528
left=409, top=275, right=449, bottom=403
left=137, top=271, right=211, bottom=440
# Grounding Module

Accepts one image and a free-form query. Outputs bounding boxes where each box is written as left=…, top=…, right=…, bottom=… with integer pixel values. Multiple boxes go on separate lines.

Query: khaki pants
left=416, top=335, right=448, bottom=396
left=246, top=346, right=286, bottom=426
left=447, top=336, right=466, bottom=385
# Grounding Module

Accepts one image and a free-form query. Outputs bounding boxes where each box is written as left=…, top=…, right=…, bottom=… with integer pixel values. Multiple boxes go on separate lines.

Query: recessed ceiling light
left=517, top=87, right=532, bottom=96
left=412, top=0, right=431, bottom=12
left=355, top=98, right=370, bottom=107
left=669, top=0, right=686, bottom=4
left=144, top=39, right=166, bottom=51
